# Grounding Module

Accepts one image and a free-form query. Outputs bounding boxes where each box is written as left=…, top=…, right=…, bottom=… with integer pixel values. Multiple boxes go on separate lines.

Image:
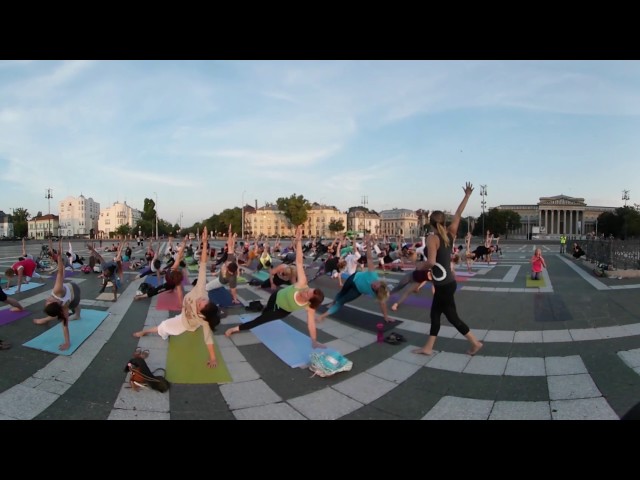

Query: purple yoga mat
left=0, top=309, right=32, bottom=326
left=389, top=294, right=433, bottom=309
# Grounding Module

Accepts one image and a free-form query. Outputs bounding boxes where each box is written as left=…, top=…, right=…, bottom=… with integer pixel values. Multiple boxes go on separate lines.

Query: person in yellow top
left=133, top=227, right=221, bottom=368
left=225, top=225, right=327, bottom=349
left=560, top=234, right=567, bottom=253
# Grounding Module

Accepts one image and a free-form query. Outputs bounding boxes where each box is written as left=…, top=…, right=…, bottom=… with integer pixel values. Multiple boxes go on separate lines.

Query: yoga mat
left=187, top=264, right=199, bottom=272
left=2, top=282, right=45, bottom=295
left=238, top=314, right=335, bottom=368
left=0, top=278, right=7, bottom=285
left=316, top=304, right=402, bottom=333
left=455, top=271, right=476, bottom=277
left=526, top=276, right=546, bottom=288
left=208, top=287, right=242, bottom=308
left=96, top=292, right=116, bottom=301
left=165, top=330, right=231, bottom=384
left=23, top=309, right=109, bottom=355
left=0, top=308, right=32, bottom=326
left=252, top=270, right=270, bottom=282
left=156, top=290, right=182, bottom=311
left=64, top=270, right=77, bottom=278
left=388, top=294, right=432, bottom=309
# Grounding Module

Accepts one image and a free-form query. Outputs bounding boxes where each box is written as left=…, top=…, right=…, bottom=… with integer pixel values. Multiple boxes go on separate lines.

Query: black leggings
left=238, top=290, right=291, bottom=331
left=429, top=281, right=470, bottom=337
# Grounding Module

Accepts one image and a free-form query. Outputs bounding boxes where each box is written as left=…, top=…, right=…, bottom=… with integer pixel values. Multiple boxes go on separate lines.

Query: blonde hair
left=375, top=282, right=390, bottom=302
left=430, top=211, right=450, bottom=248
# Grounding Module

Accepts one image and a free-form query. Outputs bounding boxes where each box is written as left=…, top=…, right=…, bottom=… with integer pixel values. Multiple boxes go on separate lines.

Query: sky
left=1, top=60, right=639, bottom=227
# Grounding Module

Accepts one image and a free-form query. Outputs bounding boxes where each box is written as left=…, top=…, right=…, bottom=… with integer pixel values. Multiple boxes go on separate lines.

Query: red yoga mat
left=156, top=290, right=182, bottom=311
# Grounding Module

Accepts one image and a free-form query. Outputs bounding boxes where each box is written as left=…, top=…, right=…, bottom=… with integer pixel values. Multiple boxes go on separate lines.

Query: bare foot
left=391, top=303, right=399, bottom=311
left=412, top=348, right=433, bottom=356
left=9, top=307, right=22, bottom=312
left=467, top=342, right=483, bottom=356
left=133, top=331, right=145, bottom=338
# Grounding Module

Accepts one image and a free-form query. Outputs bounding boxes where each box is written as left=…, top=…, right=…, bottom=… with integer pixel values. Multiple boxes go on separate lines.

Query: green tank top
left=276, top=285, right=308, bottom=312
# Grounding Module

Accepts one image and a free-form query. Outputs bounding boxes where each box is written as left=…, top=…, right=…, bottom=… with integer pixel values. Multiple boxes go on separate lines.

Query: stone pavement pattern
left=1, top=240, right=639, bottom=420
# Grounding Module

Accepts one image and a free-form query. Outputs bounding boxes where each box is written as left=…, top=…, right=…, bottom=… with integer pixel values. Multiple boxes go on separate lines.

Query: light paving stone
left=0, top=413, right=17, bottom=420
left=219, top=346, right=247, bottom=363
left=320, top=322, right=359, bottom=339
left=229, top=330, right=262, bottom=346
left=333, top=372, right=397, bottom=404
left=461, top=286, right=482, bottom=291
left=425, top=352, right=471, bottom=373
left=220, top=379, right=282, bottom=410
left=33, top=379, right=72, bottom=395
left=542, top=329, right=573, bottom=343
left=489, top=401, right=551, bottom=420
left=493, top=288, right=511, bottom=292
left=288, top=387, right=363, bottom=420
left=234, top=403, right=307, bottom=420
left=513, top=330, right=544, bottom=343
left=452, top=328, right=488, bottom=341
left=508, top=288, right=527, bottom=293
left=136, top=335, right=167, bottom=351
left=0, top=385, right=58, bottom=420
left=504, top=357, right=546, bottom=377
left=569, top=328, right=603, bottom=341
left=550, top=397, right=619, bottom=420
left=324, top=338, right=360, bottom=356
left=619, top=349, right=640, bottom=368
left=595, top=326, right=627, bottom=339
left=548, top=374, right=602, bottom=400
left=545, top=356, right=588, bottom=376
left=396, top=319, right=428, bottom=334
left=392, top=346, right=439, bottom=366
left=422, top=396, right=493, bottom=420
left=621, top=323, right=640, bottom=336
left=113, top=383, right=170, bottom=412
left=108, top=409, right=170, bottom=420
left=463, top=355, right=508, bottom=376
left=21, top=376, right=45, bottom=389
left=213, top=334, right=234, bottom=348
left=226, top=361, right=260, bottom=382
left=634, top=367, right=640, bottom=376
left=436, top=326, right=458, bottom=339
left=341, top=330, right=376, bottom=348
left=367, top=357, right=421, bottom=383
left=484, top=330, right=515, bottom=343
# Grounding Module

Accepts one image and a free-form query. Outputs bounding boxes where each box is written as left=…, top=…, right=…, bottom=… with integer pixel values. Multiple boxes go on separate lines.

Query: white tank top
left=51, top=283, right=73, bottom=305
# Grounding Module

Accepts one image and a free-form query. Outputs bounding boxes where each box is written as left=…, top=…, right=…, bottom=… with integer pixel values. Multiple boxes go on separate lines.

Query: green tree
left=599, top=207, right=640, bottom=239
left=115, top=224, right=132, bottom=237
left=328, top=218, right=345, bottom=234
left=142, top=198, right=157, bottom=222
left=12, top=207, right=30, bottom=238
left=472, top=208, right=521, bottom=237
left=276, top=194, right=311, bottom=227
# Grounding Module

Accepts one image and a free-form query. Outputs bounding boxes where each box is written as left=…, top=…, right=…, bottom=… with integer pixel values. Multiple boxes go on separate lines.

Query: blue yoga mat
left=23, top=309, right=110, bottom=355
left=238, top=314, right=337, bottom=368
left=2, top=282, right=45, bottom=295
left=252, top=270, right=270, bottom=282
left=208, top=287, right=242, bottom=308
left=143, top=275, right=163, bottom=288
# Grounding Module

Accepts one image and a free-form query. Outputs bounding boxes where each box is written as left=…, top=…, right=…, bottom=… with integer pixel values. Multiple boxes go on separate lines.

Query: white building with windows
left=98, top=201, right=142, bottom=239
left=57, top=195, right=100, bottom=238
left=0, top=211, right=14, bottom=238
left=28, top=214, right=59, bottom=240
left=379, top=208, right=420, bottom=238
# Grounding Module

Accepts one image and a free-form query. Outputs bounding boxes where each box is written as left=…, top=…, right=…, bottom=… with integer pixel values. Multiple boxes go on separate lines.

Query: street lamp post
left=153, top=192, right=158, bottom=240
left=480, top=185, right=487, bottom=237
left=241, top=190, right=246, bottom=243
left=45, top=188, right=53, bottom=240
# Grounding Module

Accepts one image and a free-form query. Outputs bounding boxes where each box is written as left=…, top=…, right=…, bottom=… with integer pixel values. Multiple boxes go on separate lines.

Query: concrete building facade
left=57, top=194, right=100, bottom=238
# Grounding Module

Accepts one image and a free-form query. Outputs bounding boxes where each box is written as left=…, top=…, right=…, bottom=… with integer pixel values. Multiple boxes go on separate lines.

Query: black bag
left=245, top=300, right=264, bottom=312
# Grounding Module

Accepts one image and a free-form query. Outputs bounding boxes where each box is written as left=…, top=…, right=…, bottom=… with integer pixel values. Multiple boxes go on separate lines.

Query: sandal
left=384, top=335, right=401, bottom=345
left=389, top=332, right=407, bottom=343
left=0, top=340, right=12, bottom=350
left=134, top=347, right=150, bottom=359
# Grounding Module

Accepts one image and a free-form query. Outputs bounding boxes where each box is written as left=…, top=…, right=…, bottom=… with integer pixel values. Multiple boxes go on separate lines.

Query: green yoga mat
left=526, top=276, right=546, bottom=288
left=165, top=330, right=232, bottom=384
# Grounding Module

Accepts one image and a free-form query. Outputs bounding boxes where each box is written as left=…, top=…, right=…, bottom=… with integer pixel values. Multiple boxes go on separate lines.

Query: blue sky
left=1, top=60, right=639, bottom=227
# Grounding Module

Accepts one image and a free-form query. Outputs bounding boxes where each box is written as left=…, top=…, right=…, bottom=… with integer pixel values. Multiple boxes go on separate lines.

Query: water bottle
left=377, top=323, right=384, bottom=343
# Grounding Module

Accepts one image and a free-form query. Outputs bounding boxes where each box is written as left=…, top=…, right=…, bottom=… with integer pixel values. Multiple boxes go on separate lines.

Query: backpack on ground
left=308, top=351, right=353, bottom=378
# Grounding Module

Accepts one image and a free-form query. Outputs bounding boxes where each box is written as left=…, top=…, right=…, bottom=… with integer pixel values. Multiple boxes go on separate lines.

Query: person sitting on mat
left=133, top=227, right=221, bottom=369
left=317, top=233, right=392, bottom=323
left=33, top=238, right=83, bottom=351
left=134, top=237, right=188, bottom=304
left=225, top=225, right=327, bottom=349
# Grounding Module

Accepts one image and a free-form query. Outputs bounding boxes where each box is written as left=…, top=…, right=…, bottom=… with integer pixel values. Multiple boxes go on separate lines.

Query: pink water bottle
left=377, top=323, right=384, bottom=343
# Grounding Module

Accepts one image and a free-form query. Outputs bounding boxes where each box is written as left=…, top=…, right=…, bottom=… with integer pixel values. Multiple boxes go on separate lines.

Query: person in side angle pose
left=224, top=225, right=327, bottom=349
left=32, top=238, right=83, bottom=351
left=133, top=227, right=221, bottom=368
left=317, top=233, right=392, bottom=323
left=413, top=182, right=484, bottom=357
left=134, top=237, right=188, bottom=305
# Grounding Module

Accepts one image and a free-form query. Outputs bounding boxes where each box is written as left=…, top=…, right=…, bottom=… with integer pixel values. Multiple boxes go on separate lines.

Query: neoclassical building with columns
left=497, top=195, right=616, bottom=238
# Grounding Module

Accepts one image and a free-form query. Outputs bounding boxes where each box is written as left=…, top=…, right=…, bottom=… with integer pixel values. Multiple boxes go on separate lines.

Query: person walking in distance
left=413, top=182, right=484, bottom=357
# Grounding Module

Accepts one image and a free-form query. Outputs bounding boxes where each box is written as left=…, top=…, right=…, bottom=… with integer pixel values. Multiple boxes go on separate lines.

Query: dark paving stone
left=170, top=384, right=235, bottom=420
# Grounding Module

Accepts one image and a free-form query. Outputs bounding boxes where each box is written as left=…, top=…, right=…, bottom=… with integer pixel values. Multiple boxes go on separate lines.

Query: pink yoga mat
left=0, top=309, right=32, bottom=326
left=156, top=290, right=182, bottom=311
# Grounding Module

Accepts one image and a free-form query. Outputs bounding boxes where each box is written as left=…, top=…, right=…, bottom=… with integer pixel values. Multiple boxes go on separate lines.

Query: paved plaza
left=1, top=239, right=639, bottom=420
